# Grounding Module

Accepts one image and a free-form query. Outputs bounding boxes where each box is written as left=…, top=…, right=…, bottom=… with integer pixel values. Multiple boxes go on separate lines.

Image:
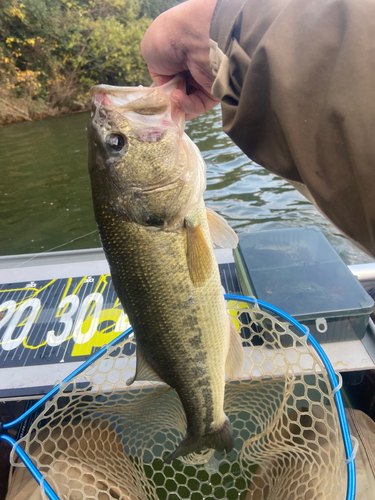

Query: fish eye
left=106, top=133, right=127, bottom=152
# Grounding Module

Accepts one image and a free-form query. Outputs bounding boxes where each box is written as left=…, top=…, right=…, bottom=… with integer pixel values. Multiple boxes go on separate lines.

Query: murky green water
left=0, top=107, right=373, bottom=265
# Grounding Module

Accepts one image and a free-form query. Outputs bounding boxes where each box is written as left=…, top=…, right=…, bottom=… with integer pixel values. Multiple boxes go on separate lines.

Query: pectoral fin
left=225, top=318, right=244, bottom=379
left=206, top=207, right=238, bottom=249
left=126, top=348, right=162, bottom=385
left=186, top=222, right=213, bottom=286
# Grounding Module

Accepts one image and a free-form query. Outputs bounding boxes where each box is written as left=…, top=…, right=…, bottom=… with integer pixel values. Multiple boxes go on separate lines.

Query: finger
left=171, top=89, right=219, bottom=120
left=149, top=73, right=176, bottom=86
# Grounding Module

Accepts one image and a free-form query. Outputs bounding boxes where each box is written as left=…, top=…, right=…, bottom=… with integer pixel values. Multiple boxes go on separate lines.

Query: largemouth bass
left=88, top=76, right=244, bottom=462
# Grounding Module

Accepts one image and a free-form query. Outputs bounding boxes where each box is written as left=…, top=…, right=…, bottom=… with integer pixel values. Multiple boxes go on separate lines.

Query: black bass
left=88, top=76, right=243, bottom=461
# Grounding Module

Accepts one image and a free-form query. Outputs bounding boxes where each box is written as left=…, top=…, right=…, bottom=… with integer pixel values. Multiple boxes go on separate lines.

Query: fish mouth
left=90, top=75, right=184, bottom=107
left=90, top=75, right=185, bottom=128
left=92, top=87, right=169, bottom=115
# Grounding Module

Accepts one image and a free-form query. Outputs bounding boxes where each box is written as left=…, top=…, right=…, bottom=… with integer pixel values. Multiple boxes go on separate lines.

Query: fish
left=87, top=75, right=244, bottom=462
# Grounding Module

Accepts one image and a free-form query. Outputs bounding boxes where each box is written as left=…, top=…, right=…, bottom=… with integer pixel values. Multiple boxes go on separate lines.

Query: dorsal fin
left=206, top=207, right=238, bottom=249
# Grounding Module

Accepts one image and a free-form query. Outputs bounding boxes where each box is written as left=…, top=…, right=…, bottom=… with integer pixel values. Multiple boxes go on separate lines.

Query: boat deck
left=0, top=248, right=374, bottom=401
left=1, top=248, right=375, bottom=499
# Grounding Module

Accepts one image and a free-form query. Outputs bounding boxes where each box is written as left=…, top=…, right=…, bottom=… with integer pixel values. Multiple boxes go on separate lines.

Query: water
left=0, top=107, right=373, bottom=265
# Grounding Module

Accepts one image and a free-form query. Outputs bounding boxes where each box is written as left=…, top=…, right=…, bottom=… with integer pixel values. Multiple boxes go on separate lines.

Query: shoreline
left=0, top=95, right=89, bottom=126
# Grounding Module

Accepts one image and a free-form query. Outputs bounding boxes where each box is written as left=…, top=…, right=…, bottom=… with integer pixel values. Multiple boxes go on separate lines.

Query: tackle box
left=234, top=227, right=374, bottom=344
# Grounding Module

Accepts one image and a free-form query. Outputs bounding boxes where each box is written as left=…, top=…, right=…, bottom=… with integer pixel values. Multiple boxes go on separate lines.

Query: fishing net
left=12, top=298, right=347, bottom=500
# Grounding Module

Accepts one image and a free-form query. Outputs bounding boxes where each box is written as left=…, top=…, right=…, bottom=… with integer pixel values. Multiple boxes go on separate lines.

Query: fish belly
left=97, top=208, right=231, bottom=460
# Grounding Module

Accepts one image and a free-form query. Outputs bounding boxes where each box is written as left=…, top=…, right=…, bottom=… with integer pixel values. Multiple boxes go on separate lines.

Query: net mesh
left=16, top=300, right=346, bottom=500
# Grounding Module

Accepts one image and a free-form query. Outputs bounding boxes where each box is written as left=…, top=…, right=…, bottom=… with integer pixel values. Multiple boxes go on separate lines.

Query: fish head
left=88, top=76, right=206, bottom=227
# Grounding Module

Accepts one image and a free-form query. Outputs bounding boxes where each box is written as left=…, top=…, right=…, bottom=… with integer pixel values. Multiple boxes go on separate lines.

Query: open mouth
left=90, top=77, right=185, bottom=132
left=91, top=86, right=169, bottom=115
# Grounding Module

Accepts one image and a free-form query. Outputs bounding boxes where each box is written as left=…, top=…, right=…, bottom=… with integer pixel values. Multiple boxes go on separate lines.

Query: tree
left=0, top=0, right=162, bottom=114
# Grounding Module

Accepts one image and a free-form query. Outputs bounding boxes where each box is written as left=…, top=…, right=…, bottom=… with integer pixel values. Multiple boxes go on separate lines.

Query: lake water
left=0, top=106, right=373, bottom=265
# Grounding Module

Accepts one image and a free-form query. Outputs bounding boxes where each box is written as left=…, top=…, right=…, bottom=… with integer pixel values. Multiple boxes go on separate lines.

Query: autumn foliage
left=0, top=0, right=180, bottom=122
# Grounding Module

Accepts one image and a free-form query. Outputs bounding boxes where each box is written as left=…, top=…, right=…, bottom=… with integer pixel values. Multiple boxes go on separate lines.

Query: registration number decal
left=0, top=275, right=131, bottom=368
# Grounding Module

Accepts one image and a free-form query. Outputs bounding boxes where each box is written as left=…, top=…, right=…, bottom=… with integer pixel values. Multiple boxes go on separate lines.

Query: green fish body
left=88, top=77, right=243, bottom=461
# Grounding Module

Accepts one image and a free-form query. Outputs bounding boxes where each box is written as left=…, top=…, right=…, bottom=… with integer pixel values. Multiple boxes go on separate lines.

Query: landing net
left=2, top=296, right=353, bottom=500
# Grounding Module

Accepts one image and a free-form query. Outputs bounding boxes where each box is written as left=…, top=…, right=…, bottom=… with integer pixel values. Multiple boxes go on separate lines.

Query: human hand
left=141, top=0, right=219, bottom=120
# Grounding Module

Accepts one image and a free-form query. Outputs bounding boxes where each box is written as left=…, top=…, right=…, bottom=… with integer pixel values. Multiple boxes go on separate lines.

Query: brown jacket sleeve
left=209, top=0, right=375, bottom=257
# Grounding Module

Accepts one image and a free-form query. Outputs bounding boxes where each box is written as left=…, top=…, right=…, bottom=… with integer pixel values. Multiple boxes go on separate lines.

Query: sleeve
left=209, top=0, right=375, bottom=257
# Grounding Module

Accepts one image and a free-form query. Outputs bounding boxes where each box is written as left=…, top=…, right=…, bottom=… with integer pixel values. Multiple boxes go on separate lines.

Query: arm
left=141, top=0, right=375, bottom=257
left=210, top=0, right=375, bottom=257
left=141, top=0, right=219, bottom=120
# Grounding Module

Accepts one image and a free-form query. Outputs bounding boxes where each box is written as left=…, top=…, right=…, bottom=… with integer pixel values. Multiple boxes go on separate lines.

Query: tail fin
left=164, top=417, right=233, bottom=463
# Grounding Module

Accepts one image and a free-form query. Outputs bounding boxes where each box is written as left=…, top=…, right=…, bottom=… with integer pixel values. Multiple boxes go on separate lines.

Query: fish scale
left=98, top=204, right=228, bottom=432
left=88, top=76, right=242, bottom=461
